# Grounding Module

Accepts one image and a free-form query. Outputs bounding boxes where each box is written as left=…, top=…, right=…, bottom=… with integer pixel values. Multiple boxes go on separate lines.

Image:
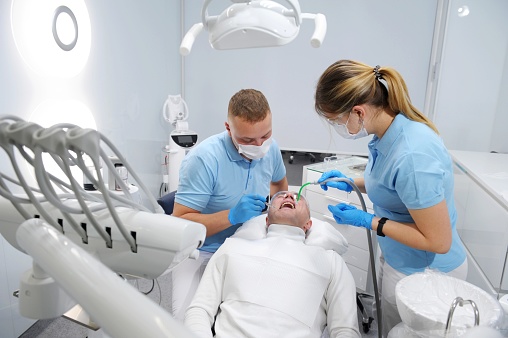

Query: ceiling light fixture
left=180, top=0, right=327, bottom=55
left=11, top=0, right=91, bottom=78
left=52, top=5, right=78, bottom=51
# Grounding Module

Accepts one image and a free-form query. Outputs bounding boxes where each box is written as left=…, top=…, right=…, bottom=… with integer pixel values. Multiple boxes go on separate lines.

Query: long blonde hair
left=314, top=60, right=439, bottom=134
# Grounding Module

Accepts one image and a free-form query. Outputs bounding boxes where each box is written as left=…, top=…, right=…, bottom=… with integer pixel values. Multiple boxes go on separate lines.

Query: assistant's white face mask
left=237, top=137, right=272, bottom=160
left=332, top=113, right=369, bottom=140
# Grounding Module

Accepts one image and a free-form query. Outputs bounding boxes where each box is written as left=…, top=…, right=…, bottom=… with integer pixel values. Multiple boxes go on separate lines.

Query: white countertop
left=449, top=150, right=508, bottom=211
left=304, top=155, right=368, bottom=178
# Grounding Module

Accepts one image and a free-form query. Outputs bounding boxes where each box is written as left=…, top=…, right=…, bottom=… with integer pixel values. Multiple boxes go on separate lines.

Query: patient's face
left=266, top=191, right=311, bottom=229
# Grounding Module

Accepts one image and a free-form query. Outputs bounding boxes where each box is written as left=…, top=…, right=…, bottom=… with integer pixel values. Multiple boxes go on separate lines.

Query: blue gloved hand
left=228, top=194, right=267, bottom=225
left=328, top=203, right=374, bottom=230
left=317, top=170, right=354, bottom=192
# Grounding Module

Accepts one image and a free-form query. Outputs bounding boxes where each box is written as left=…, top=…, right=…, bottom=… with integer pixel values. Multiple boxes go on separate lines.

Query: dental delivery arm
left=0, top=115, right=205, bottom=337
left=17, top=218, right=197, bottom=338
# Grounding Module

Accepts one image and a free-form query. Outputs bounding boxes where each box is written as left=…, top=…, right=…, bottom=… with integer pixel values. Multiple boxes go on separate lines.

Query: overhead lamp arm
left=180, top=23, right=204, bottom=56
left=301, top=12, right=327, bottom=48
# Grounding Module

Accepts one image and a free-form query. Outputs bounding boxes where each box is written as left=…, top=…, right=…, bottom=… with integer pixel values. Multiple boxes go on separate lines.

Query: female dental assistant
left=313, top=60, right=467, bottom=337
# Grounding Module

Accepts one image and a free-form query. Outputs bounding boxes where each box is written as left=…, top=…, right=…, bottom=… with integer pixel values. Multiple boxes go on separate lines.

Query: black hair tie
left=373, top=65, right=382, bottom=80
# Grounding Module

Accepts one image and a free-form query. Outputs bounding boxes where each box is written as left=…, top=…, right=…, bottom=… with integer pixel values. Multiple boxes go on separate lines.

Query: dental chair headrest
left=232, top=215, right=348, bottom=255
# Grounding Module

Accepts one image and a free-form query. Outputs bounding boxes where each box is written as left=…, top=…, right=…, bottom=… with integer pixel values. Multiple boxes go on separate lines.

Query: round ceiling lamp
left=11, top=0, right=91, bottom=78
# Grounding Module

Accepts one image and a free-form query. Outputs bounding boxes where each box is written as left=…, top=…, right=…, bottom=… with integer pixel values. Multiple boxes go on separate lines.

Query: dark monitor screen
left=172, top=134, right=197, bottom=147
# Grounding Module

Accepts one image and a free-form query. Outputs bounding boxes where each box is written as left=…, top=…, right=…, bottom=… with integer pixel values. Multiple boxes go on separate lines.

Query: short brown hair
left=228, top=89, right=271, bottom=123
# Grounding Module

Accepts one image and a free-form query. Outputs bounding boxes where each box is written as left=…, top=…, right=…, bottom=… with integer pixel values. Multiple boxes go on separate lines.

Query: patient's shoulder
left=231, top=215, right=268, bottom=240
left=232, top=215, right=349, bottom=255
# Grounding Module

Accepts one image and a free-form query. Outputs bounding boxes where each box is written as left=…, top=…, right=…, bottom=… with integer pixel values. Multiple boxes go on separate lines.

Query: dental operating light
left=180, top=0, right=327, bottom=55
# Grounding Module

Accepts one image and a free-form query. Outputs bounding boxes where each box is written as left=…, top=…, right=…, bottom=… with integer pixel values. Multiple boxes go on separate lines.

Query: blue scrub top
left=364, top=114, right=466, bottom=274
left=175, top=131, right=286, bottom=253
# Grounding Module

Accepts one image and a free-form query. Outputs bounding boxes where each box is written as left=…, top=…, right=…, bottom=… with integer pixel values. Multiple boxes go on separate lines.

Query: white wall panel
left=182, top=0, right=438, bottom=154
left=433, top=0, right=508, bottom=152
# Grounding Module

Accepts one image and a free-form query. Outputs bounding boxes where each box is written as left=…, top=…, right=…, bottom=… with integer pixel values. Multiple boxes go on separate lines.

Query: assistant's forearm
left=351, top=177, right=366, bottom=193
left=369, top=217, right=452, bottom=253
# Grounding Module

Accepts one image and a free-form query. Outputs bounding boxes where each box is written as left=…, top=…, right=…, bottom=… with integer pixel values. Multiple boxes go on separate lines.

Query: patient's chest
left=220, top=238, right=332, bottom=327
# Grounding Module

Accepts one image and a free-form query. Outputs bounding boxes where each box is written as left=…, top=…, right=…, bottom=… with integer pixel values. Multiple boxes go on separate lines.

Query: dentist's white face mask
left=329, top=112, right=369, bottom=140
left=237, top=137, right=272, bottom=160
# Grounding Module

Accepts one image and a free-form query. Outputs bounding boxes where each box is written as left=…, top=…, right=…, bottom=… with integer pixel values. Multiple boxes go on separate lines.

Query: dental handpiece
left=310, top=177, right=345, bottom=185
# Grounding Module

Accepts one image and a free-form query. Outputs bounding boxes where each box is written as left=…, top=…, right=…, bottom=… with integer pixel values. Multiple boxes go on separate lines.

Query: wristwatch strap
left=377, top=217, right=388, bottom=237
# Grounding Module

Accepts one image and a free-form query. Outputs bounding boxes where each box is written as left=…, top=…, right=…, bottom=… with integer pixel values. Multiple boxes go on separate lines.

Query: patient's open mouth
left=280, top=201, right=295, bottom=209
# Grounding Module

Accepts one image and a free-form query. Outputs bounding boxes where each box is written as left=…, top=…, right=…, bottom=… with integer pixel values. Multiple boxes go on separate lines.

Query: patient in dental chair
left=184, top=191, right=361, bottom=338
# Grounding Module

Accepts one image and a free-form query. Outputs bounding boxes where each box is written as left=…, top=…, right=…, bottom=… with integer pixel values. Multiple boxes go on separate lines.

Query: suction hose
left=299, top=177, right=382, bottom=337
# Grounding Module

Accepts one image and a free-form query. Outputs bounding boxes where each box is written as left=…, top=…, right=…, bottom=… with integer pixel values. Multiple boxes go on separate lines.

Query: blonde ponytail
left=315, top=60, right=439, bottom=134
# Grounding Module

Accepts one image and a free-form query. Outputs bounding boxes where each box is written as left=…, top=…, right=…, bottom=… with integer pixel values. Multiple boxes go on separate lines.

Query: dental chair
left=158, top=190, right=177, bottom=215
left=234, top=214, right=376, bottom=335
left=232, top=214, right=353, bottom=337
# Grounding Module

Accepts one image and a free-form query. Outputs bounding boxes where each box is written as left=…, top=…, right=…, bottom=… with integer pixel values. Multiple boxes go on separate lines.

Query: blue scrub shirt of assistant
left=364, top=114, right=466, bottom=275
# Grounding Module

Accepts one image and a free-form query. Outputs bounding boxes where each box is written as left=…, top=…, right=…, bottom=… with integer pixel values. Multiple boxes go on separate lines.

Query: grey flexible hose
left=328, top=178, right=383, bottom=338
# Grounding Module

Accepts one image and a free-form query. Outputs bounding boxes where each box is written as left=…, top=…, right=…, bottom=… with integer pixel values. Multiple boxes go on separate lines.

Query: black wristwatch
left=377, top=217, right=388, bottom=237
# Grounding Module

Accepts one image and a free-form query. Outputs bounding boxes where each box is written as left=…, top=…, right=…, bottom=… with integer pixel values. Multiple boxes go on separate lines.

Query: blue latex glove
left=328, top=203, right=374, bottom=230
left=317, top=170, right=354, bottom=192
left=228, top=194, right=267, bottom=225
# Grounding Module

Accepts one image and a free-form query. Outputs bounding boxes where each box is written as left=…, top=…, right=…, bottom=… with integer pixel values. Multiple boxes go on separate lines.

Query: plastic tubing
left=297, top=177, right=342, bottom=201
left=297, top=182, right=312, bottom=200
